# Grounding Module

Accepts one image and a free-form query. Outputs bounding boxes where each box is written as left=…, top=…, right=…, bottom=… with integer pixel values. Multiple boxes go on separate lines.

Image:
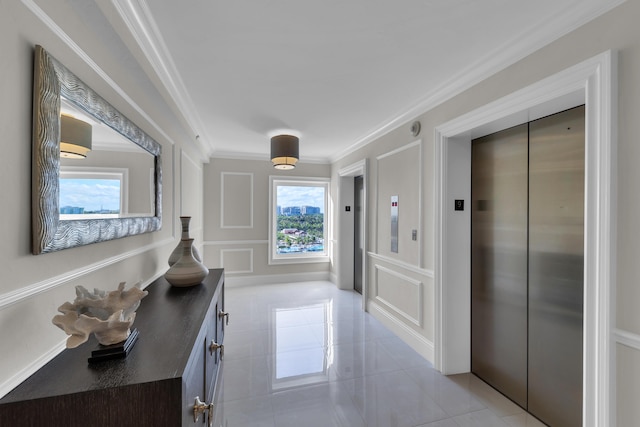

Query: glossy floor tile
left=213, top=281, right=542, bottom=427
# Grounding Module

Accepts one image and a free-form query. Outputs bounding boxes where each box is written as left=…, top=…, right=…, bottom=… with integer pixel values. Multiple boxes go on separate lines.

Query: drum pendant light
left=270, top=134, right=299, bottom=170
left=60, top=114, right=92, bottom=159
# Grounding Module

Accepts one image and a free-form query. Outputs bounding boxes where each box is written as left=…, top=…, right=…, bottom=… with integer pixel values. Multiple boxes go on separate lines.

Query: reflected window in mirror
left=59, top=99, right=156, bottom=220
left=60, top=168, right=124, bottom=219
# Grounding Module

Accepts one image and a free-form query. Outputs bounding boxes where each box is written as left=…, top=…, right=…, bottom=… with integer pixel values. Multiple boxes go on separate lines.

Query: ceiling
left=108, top=0, right=617, bottom=163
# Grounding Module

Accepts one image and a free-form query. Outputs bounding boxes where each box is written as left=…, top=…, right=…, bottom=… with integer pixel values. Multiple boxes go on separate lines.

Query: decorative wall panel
left=221, top=172, right=253, bottom=229
left=221, top=248, right=253, bottom=274
left=376, top=141, right=422, bottom=266
left=374, top=264, right=423, bottom=326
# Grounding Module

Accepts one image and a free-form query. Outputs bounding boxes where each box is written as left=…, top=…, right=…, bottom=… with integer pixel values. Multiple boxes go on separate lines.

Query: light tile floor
left=213, top=281, right=546, bottom=427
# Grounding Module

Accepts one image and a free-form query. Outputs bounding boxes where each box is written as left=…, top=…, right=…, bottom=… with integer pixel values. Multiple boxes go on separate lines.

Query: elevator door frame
left=434, top=51, right=617, bottom=427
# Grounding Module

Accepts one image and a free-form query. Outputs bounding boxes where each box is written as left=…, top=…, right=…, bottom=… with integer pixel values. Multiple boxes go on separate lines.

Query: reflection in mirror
left=32, top=45, right=162, bottom=254
left=59, top=99, right=155, bottom=219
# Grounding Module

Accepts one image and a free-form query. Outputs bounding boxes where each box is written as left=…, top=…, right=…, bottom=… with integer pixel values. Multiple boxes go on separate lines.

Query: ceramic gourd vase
left=168, top=216, right=202, bottom=266
left=164, top=239, right=209, bottom=287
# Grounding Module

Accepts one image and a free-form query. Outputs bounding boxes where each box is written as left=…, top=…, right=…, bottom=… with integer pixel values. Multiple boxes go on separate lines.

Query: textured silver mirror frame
left=32, top=45, right=162, bottom=254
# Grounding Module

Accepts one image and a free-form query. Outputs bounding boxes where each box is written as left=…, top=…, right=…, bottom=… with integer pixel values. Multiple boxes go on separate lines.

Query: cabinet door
left=218, top=286, right=225, bottom=346
left=183, top=336, right=207, bottom=427
left=206, top=303, right=221, bottom=403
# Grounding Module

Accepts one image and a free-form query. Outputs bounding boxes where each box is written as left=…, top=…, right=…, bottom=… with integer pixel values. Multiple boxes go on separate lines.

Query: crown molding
left=110, top=0, right=212, bottom=160
left=331, top=0, right=625, bottom=163
left=20, top=0, right=177, bottom=150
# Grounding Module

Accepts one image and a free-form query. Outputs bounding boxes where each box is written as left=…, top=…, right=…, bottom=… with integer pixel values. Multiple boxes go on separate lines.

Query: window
left=59, top=167, right=128, bottom=219
left=269, top=177, right=330, bottom=264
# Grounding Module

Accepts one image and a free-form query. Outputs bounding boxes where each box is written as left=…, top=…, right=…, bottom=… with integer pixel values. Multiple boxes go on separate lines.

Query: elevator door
left=354, top=175, right=364, bottom=294
left=471, top=106, right=584, bottom=427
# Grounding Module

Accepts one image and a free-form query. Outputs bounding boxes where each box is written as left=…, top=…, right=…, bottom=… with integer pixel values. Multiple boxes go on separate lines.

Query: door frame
left=434, top=51, right=617, bottom=427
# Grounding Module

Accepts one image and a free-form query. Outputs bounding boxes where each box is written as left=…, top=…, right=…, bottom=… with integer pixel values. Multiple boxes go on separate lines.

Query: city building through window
left=269, top=177, right=330, bottom=264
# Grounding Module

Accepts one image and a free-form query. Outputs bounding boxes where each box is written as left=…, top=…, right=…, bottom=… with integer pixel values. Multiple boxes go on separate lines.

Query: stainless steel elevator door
left=471, top=106, right=584, bottom=427
left=354, top=175, right=364, bottom=294
left=528, top=106, right=584, bottom=427
left=471, top=124, right=529, bottom=409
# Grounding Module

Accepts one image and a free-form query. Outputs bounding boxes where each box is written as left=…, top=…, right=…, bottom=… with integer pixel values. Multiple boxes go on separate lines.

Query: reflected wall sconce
left=60, top=114, right=92, bottom=159
left=270, top=134, right=299, bottom=170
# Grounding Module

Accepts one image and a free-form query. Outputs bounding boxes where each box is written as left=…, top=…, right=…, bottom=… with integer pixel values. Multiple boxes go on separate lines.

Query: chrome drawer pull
left=209, top=340, right=224, bottom=359
left=218, top=310, right=230, bottom=326
left=193, top=396, right=214, bottom=426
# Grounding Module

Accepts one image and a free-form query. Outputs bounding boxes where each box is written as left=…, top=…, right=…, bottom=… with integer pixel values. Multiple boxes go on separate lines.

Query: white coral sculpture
left=52, top=282, right=148, bottom=348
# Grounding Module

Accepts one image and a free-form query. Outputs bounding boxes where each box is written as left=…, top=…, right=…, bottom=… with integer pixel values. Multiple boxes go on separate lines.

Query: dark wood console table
left=0, top=268, right=225, bottom=426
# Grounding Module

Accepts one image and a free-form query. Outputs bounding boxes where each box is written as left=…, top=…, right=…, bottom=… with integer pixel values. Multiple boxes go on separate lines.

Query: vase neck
left=180, top=217, right=191, bottom=238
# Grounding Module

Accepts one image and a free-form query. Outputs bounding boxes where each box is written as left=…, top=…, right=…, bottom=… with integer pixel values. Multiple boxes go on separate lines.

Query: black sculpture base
left=88, top=329, right=139, bottom=363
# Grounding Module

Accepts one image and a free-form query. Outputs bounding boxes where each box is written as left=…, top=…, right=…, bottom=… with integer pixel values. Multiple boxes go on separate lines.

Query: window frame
left=269, top=176, right=330, bottom=265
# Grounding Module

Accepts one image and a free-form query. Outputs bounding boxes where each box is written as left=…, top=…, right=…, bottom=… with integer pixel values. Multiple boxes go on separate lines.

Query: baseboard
left=369, top=300, right=435, bottom=364
left=225, top=271, right=331, bottom=287
left=0, top=339, right=67, bottom=399
left=329, top=272, right=337, bottom=285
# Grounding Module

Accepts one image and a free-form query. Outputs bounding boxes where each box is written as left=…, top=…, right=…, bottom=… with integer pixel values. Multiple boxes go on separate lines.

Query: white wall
left=332, top=0, right=640, bottom=423
left=332, top=134, right=436, bottom=362
left=0, top=0, right=204, bottom=397
left=2, top=0, right=640, bottom=423
left=202, top=158, right=331, bottom=285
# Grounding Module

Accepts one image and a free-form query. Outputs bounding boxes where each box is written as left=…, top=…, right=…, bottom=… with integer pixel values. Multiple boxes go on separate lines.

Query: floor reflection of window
left=271, top=301, right=333, bottom=390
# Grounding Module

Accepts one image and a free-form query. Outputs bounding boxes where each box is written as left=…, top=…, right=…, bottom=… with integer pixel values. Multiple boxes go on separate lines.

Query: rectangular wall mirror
left=32, top=45, right=162, bottom=254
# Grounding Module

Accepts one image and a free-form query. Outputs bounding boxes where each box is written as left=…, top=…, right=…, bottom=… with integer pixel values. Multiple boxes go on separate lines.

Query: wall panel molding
left=368, top=252, right=433, bottom=278
left=0, top=238, right=172, bottom=310
left=220, top=248, right=254, bottom=274
left=374, top=264, right=423, bottom=327
left=220, top=172, right=254, bottom=229
left=374, top=140, right=423, bottom=265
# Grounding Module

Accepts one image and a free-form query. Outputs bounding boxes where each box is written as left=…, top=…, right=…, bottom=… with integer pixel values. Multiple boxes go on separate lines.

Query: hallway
left=213, top=281, right=546, bottom=427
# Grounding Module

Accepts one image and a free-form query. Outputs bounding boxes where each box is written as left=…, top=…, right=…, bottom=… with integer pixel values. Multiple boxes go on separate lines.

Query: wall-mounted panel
left=221, top=172, right=253, bottom=229
left=220, top=248, right=254, bottom=274
left=374, top=264, right=423, bottom=327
